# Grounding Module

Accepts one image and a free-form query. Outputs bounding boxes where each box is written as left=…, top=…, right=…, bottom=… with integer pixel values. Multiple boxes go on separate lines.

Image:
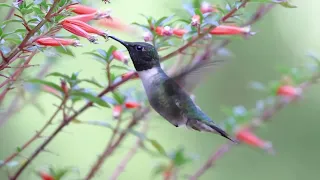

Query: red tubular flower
left=42, top=85, right=60, bottom=97
left=66, top=4, right=97, bottom=14
left=200, top=1, right=217, bottom=14
left=191, top=15, right=200, bottom=26
left=98, top=17, right=135, bottom=33
left=61, top=21, right=97, bottom=43
left=112, top=105, right=122, bottom=118
left=121, top=71, right=139, bottom=80
left=276, top=85, right=301, bottom=97
left=125, top=101, right=141, bottom=109
left=66, top=13, right=96, bottom=23
left=112, top=50, right=128, bottom=64
left=39, top=172, right=54, bottom=180
left=235, top=127, right=273, bottom=153
left=155, top=26, right=173, bottom=36
left=209, top=25, right=251, bottom=35
left=35, top=37, right=81, bottom=47
left=173, top=28, right=187, bottom=37
left=63, top=19, right=108, bottom=38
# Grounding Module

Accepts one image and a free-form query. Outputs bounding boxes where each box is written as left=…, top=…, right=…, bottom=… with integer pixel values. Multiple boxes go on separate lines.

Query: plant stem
left=10, top=73, right=137, bottom=179
left=85, top=107, right=150, bottom=180
left=189, top=71, right=320, bottom=180
left=0, top=0, right=60, bottom=70
left=109, top=119, right=149, bottom=180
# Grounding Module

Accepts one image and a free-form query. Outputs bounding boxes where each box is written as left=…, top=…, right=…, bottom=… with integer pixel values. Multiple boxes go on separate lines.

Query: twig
left=10, top=73, right=138, bottom=179
left=188, top=143, right=232, bottom=180
left=1, top=95, right=68, bottom=169
left=85, top=107, right=151, bottom=180
left=189, top=71, right=320, bottom=179
left=0, top=51, right=37, bottom=109
left=0, top=0, right=62, bottom=71
left=109, top=118, right=149, bottom=180
left=160, top=0, right=249, bottom=62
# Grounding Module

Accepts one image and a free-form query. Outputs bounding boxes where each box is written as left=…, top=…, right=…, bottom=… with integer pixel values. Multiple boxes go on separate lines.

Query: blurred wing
left=169, top=59, right=224, bottom=93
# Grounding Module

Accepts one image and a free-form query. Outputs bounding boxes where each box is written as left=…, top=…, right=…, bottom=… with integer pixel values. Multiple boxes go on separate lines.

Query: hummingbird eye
left=136, top=45, right=143, bottom=51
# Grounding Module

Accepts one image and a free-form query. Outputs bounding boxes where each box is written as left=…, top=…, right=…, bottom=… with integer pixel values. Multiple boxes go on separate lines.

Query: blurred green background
left=1, top=0, right=320, bottom=179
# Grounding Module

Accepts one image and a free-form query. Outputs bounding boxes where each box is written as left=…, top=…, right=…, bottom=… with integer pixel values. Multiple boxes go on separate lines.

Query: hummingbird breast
left=138, top=67, right=189, bottom=126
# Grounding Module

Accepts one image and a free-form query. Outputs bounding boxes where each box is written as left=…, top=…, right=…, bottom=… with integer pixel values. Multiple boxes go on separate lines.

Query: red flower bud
left=98, top=17, right=135, bottom=33
left=200, top=1, right=217, bottom=14
left=235, top=127, right=273, bottom=153
left=143, top=31, right=153, bottom=42
left=112, top=105, right=122, bottom=118
left=63, top=19, right=108, bottom=38
left=155, top=26, right=173, bottom=36
left=42, top=85, right=60, bottom=97
left=121, top=71, right=139, bottom=80
left=173, top=28, right=187, bottom=37
left=39, top=172, right=54, bottom=180
left=209, top=25, right=251, bottom=35
left=191, top=15, right=200, bottom=26
left=276, top=85, right=301, bottom=97
left=60, top=80, right=68, bottom=95
left=35, top=37, right=81, bottom=47
left=66, top=4, right=97, bottom=14
left=112, top=50, right=128, bottom=64
left=61, top=21, right=98, bottom=43
left=65, top=13, right=96, bottom=23
left=125, top=101, right=141, bottom=109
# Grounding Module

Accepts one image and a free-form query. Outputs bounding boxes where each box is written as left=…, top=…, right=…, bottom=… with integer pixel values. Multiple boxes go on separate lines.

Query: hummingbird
left=108, top=36, right=236, bottom=142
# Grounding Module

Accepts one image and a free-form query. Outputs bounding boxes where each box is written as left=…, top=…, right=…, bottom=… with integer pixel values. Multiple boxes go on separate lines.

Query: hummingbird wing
left=169, top=59, right=224, bottom=93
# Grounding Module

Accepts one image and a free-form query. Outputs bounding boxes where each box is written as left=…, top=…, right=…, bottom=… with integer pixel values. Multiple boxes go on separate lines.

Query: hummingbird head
left=108, top=36, right=160, bottom=71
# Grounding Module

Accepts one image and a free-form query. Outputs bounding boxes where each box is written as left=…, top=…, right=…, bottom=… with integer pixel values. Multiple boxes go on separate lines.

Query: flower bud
left=143, top=31, right=153, bottom=42
left=276, top=85, right=302, bottom=98
left=125, top=101, right=141, bottom=109
left=112, top=50, right=129, bottom=64
left=200, top=1, right=216, bottom=14
left=63, top=19, right=108, bottom=39
left=66, top=4, right=97, bottom=14
left=35, top=37, right=81, bottom=47
left=39, top=171, right=54, bottom=180
left=121, top=71, right=139, bottom=80
left=112, top=105, right=122, bottom=119
left=209, top=25, right=251, bottom=35
left=191, top=15, right=200, bottom=26
left=173, top=28, right=187, bottom=37
left=61, top=21, right=98, bottom=43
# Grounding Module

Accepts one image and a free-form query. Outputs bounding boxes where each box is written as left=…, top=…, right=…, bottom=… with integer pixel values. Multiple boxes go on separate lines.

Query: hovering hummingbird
left=108, top=35, right=236, bottom=142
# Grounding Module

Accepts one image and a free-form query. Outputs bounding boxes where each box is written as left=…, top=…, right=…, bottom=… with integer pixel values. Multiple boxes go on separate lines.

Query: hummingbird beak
left=108, top=35, right=131, bottom=48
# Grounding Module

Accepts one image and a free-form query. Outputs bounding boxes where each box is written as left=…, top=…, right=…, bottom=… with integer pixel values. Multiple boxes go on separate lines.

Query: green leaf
left=80, top=79, right=103, bottom=88
left=71, top=91, right=110, bottom=107
left=192, top=0, right=201, bottom=9
left=55, top=46, right=75, bottom=57
left=279, top=1, right=297, bottom=8
left=0, top=28, right=2, bottom=37
left=152, top=164, right=167, bottom=177
left=106, top=45, right=117, bottom=61
left=149, top=139, right=167, bottom=156
left=194, top=8, right=204, bottom=24
left=112, top=91, right=125, bottom=104
left=0, top=3, right=11, bottom=8
left=155, top=14, right=175, bottom=27
left=110, top=64, right=130, bottom=71
left=46, top=72, right=70, bottom=79
left=28, top=79, right=63, bottom=92
left=16, top=147, right=22, bottom=152
left=172, top=148, right=192, bottom=166
left=131, top=22, right=150, bottom=30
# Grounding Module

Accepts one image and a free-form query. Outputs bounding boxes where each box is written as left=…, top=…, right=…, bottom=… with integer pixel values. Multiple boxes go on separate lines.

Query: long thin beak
left=108, top=35, right=130, bottom=47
